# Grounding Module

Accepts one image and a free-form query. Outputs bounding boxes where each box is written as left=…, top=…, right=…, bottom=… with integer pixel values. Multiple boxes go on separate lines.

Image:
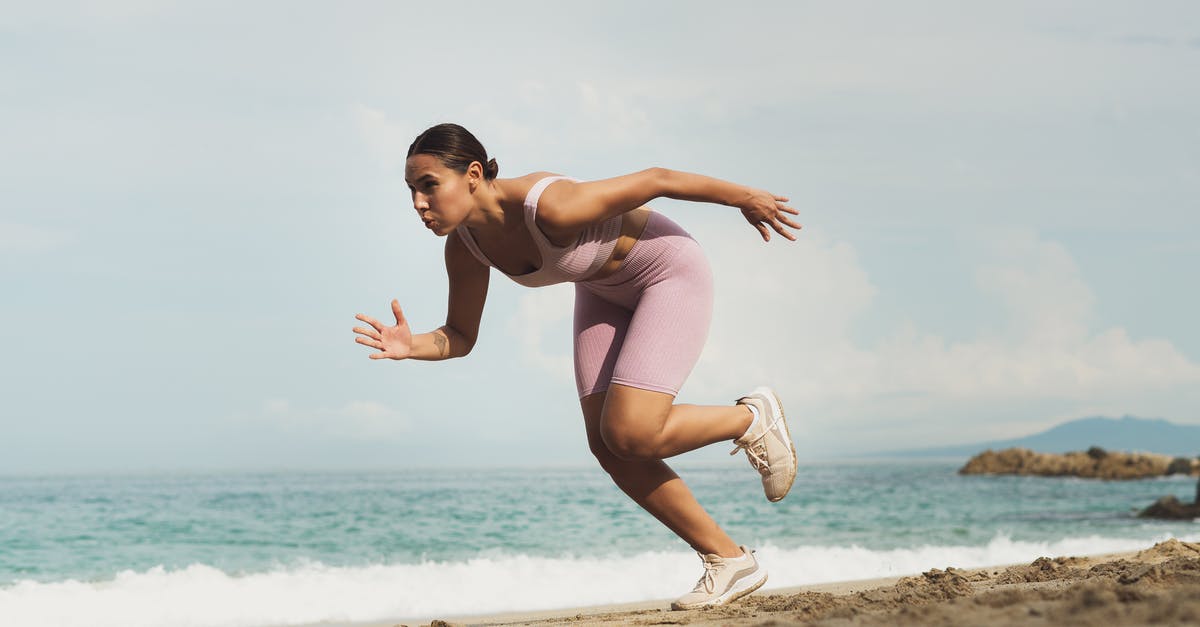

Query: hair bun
left=484, top=158, right=500, bottom=180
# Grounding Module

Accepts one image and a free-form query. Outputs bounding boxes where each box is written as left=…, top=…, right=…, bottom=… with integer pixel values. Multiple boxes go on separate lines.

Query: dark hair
left=407, top=123, right=499, bottom=180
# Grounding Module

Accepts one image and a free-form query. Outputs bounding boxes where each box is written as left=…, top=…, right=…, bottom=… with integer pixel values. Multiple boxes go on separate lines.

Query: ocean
left=2, top=460, right=1198, bottom=626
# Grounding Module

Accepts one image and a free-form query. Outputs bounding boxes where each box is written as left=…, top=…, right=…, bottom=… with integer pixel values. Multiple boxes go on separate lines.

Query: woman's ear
left=467, top=161, right=483, bottom=192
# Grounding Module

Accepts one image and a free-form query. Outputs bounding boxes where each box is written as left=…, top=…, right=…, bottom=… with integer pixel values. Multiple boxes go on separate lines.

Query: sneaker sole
left=755, top=386, right=797, bottom=503
left=671, top=569, right=769, bottom=610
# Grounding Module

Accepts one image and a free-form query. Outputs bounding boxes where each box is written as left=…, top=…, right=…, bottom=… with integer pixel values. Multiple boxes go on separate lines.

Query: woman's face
left=404, top=154, right=476, bottom=236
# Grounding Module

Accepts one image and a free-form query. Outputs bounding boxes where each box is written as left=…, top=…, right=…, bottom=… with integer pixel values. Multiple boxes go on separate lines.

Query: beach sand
left=385, top=539, right=1200, bottom=626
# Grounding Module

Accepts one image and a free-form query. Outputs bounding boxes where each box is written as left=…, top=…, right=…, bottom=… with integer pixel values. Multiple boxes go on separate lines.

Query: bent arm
left=536, top=167, right=663, bottom=230
left=539, top=167, right=800, bottom=242
left=656, top=168, right=760, bottom=207
left=408, top=232, right=489, bottom=361
left=538, top=168, right=756, bottom=230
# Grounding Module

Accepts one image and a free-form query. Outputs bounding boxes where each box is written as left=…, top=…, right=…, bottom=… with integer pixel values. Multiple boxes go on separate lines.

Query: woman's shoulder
left=498, top=171, right=572, bottom=204
left=507, top=171, right=568, bottom=184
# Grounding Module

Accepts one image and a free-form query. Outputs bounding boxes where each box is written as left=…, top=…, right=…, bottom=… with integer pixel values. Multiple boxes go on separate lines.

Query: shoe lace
left=691, top=554, right=723, bottom=594
left=730, top=401, right=783, bottom=474
left=730, top=437, right=770, bottom=474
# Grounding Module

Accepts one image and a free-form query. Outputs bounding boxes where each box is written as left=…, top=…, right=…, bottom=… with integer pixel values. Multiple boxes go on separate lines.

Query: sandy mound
left=477, top=540, right=1200, bottom=627
left=1135, top=538, right=1200, bottom=561
left=993, top=556, right=1087, bottom=584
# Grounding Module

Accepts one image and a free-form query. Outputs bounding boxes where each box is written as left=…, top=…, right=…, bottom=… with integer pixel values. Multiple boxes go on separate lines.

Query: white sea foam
left=3, top=533, right=1198, bottom=627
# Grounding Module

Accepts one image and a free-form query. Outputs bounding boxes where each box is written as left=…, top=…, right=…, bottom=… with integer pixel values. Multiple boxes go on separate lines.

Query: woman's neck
left=464, top=179, right=522, bottom=234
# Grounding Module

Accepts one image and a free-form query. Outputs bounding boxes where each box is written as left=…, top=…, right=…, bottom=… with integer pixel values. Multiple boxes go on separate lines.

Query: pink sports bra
left=455, top=176, right=621, bottom=287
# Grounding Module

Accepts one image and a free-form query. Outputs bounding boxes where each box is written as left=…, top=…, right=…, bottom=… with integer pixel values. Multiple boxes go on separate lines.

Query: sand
left=385, top=539, right=1200, bottom=626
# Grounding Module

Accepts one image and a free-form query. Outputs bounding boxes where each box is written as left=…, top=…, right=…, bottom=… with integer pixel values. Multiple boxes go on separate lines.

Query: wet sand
left=393, top=539, right=1200, bottom=626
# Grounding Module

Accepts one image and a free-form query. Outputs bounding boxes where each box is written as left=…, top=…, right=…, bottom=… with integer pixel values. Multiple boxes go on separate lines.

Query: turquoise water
left=1, top=460, right=1198, bottom=625
left=3, top=461, right=1196, bottom=583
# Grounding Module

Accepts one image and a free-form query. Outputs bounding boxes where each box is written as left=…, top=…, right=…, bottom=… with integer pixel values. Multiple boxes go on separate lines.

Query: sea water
left=2, top=460, right=1198, bottom=626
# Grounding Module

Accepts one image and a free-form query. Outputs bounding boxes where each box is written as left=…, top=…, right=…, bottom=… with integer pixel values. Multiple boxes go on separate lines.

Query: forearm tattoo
left=433, top=332, right=448, bottom=357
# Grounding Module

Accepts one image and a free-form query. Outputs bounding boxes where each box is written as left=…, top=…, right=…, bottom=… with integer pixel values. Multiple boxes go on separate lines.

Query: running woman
left=352, top=123, right=801, bottom=609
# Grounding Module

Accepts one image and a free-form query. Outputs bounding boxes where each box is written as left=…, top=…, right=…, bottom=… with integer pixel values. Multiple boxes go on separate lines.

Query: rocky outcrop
left=1139, top=496, right=1200, bottom=520
left=959, top=446, right=1200, bottom=480
left=1138, top=474, right=1200, bottom=520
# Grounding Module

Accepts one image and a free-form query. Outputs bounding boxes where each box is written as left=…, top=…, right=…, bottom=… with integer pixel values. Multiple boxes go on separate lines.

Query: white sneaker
left=730, top=386, right=797, bottom=502
left=671, top=546, right=767, bottom=610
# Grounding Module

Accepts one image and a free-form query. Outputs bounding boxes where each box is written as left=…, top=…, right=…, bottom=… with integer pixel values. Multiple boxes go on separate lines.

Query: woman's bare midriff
left=584, top=206, right=651, bottom=282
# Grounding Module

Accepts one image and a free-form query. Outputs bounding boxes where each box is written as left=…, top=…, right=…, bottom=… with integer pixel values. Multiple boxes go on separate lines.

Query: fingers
left=766, top=200, right=802, bottom=241
left=353, top=326, right=381, bottom=341
left=769, top=219, right=798, bottom=241
left=779, top=215, right=804, bottom=230
left=355, top=302, right=408, bottom=359
left=355, top=336, right=384, bottom=351
left=355, top=313, right=384, bottom=333
left=754, top=221, right=770, bottom=242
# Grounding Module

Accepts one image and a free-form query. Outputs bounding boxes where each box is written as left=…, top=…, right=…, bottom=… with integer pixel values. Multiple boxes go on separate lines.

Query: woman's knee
left=581, top=393, right=626, bottom=470
left=599, top=415, right=667, bottom=461
left=598, top=385, right=673, bottom=460
left=587, top=436, right=626, bottom=475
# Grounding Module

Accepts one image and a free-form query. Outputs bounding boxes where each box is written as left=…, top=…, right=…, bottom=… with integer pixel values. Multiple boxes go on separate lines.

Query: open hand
left=736, top=190, right=802, bottom=242
left=353, top=300, right=412, bottom=360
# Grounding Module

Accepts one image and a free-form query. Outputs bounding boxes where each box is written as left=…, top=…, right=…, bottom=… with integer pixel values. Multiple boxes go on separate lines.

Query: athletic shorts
left=573, top=212, right=713, bottom=398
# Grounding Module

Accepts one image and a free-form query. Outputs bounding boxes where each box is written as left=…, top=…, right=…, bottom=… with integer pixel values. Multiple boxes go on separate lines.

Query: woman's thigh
left=608, top=242, right=714, bottom=397
left=573, top=285, right=632, bottom=398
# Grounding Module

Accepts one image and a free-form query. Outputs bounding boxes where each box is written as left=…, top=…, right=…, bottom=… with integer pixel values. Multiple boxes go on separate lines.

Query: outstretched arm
left=537, top=167, right=802, bottom=242
left=353, top=232, right=489, bottom=361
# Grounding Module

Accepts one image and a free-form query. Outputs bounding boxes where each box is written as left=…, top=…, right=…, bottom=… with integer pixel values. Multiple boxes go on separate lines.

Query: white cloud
left=510, top=225, right=1200, bottom=447
left=689, top=225, right=880, bottom=404
left=244, top=398, right=410, bottom=441
left=507, top=284, right=575, bottom=384
left=575, top=81, right=652, bottom=145
left=351, top=105, right=421, bottom=172
left=864, top=231, right=1200, bottom=405
left=700, top=227, right=1200, bottom=446
left=975, top=230, right=1094, bottom=343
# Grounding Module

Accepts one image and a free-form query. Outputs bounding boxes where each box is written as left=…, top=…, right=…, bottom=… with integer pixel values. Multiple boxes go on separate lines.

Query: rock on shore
left=959, top=446, right=1200, bottom=480
left=1139, top=496, right=1200, bottom=520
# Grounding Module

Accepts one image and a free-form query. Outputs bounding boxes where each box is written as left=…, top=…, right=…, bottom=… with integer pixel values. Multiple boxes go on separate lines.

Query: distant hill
left=877, top=416, right=1200, bottom=459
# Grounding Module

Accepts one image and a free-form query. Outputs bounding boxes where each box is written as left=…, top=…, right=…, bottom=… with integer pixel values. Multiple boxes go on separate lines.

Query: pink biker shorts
left=573, top=212, right=714, bottom=398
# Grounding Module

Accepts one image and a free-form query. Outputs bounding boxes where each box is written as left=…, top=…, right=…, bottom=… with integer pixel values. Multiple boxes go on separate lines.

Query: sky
left=2, top=1, right=1198, bottom=474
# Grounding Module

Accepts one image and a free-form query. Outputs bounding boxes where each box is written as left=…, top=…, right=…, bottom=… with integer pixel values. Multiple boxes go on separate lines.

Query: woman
left=352, top=123, right=801, bottom=609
